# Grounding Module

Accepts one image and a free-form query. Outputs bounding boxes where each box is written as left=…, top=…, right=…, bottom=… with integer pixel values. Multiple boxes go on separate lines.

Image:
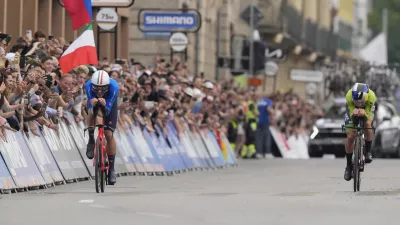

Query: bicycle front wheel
left=95, top=140, right=101, bottom=193
left=353, top=137, right=361, bottom=192
left=99, top=143, right=106, bottom=193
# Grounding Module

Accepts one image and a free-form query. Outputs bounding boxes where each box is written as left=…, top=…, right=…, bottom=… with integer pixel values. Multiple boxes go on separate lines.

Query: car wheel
left=309, top=150, right=323, bottom=158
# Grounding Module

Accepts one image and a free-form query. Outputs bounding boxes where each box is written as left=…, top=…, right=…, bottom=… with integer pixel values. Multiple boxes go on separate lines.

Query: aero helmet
left=91, top=70, right=110, bottom=93
left=351, top=83, right=369, bottom=103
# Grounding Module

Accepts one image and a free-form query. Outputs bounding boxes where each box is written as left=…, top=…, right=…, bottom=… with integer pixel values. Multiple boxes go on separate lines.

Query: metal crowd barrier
left=0, top=112, right=238, bottom=193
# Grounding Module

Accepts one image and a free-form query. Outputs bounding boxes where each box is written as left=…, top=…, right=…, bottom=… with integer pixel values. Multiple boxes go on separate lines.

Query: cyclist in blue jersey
left=85, top=70, right=119, bottom=185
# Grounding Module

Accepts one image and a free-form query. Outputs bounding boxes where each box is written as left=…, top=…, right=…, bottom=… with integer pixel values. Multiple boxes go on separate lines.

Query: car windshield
left=324, top=105, right=347, bottom=119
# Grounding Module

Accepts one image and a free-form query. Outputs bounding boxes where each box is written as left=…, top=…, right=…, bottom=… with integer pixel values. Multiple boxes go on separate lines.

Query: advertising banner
left=199, top=129, right=223, bottom=167
left=142, top=129, right=166, bottom=173
left=57, top=121, right=90, bottom=178
left=42, top=125, right=78, bottom=180
left=202, top=130, right=226, bottom=167
left=180, top=131, right=202, bottom=169
left=207, top=131, right=228, bottom=166
left=0, top=130, right=45, bottom=188
left=154, top=125, right=184, bottom=171
left=138, top=9, right=202, bottom=33
left=23, top=126, right=64, bottom=184
left=188, top=131, right=214, bottom=168
left=221, top=135, right=238, bottom=165
left=130, top=123, right=156, bottom=172
left=133, top=125, right=163, bottom=173
left=65, top=113, right=94, bottom=176
left=123, top=124, right=148, bottom=173
left=115, top=127, right=138, bottom=173
left=0, top=154, right=15, bottom=191
left=167, top=121, right=193, bottom=169
left=148, top=129, right=175, bottom=172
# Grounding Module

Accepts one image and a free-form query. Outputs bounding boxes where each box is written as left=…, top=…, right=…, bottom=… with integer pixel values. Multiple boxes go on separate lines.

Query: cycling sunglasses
left=92, top=84, right=109, bottom=92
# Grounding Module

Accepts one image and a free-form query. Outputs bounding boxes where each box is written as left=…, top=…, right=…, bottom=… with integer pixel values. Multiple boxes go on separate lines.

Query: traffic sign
left=240, top=5, right=264, bottom=26
left=265, top=61, right=279, bottom=76
left=265, top=48, right=284, bottom=59
left=169, top=32, right=188, bottom=52
left=306, top=83, right=317, bottom=95
left=138, top=9, right=202, bottom=33
left=96, top=8, right=118, bottom=31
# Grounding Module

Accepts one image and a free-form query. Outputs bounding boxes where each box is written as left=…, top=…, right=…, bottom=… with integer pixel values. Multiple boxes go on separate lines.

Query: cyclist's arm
left=104, top=79, right=119, bottom=116
left=365, top=91, right=377, bottom=117
left=345, top=90, right=355, bottom=118
left=84, top=81, right=95, bottom=111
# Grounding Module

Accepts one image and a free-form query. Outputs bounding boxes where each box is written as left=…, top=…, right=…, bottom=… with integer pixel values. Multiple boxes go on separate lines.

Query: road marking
left=136, top=211, right=173, bottom=218
left=323, top=154, right=336, bottom=159
left=89, top=204, right=108, bottom=209
left=79, top=199, right=95, bottom=204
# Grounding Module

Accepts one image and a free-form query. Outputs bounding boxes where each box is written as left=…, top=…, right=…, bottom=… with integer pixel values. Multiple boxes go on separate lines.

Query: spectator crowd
left=321, top=62, right=400, bottom=102
left=0, top=29, right=328, bottom=161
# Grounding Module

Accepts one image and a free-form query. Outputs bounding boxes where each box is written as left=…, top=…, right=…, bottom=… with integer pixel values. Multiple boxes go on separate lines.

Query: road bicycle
left=342, top=116, right=375, bottom=192
left=85, top=103, right=109, bottom=193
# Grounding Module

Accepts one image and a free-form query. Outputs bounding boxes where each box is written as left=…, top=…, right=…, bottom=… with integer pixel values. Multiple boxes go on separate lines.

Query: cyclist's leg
left=364, top=113, right=374, bottom=163
left=86, top=108, right=96, bottom=159
left=344, top=107, right=356, bottom=181
left=104, top=100, right=118, bottom=184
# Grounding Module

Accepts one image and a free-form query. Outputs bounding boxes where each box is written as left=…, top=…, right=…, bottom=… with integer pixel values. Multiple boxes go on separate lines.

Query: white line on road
left=78, top=199, right=95, bottom=204
left=89, top=204, right=108, bottom=209
left=136, top=211, right=173, bottom=218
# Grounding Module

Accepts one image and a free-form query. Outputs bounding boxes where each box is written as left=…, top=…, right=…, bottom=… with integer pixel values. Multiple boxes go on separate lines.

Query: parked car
left=308, top=98, right=347, bottom=158
left=371, top=101, right=400, bottom=158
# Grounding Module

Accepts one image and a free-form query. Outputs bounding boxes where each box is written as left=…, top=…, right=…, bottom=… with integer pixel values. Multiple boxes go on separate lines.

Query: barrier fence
left=0, top=112, right=239, bottom=193
left=269, top=127, right=310, bottom=159
left=0, top=109, right=313, bottom=193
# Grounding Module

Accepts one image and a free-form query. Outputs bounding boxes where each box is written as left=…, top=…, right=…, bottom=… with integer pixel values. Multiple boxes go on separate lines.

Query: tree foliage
left=368, top=0, right=400, bottom=64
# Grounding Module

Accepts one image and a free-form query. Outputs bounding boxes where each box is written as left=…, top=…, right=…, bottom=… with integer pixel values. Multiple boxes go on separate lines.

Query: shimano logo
left=145, top=16, right=194, bottom=26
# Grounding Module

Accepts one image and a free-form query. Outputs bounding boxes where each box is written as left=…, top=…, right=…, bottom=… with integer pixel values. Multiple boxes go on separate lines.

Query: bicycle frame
left=92, top=106, right=108, bottom=172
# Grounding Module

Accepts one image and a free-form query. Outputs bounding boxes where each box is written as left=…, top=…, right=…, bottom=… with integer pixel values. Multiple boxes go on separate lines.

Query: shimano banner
left=138, top=9, right=201, bottom=33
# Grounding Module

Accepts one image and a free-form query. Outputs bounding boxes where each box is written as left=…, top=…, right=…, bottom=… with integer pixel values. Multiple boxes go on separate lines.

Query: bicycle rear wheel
left=99, top=143, right=106, bottom=193
left=357, top=138, right=362, bottom=191
left=95, top=140, right=101, bottom=193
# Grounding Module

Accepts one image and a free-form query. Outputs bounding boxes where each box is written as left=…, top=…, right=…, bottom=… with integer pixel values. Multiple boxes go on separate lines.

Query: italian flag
left=59, top=23, right=98, bottom=74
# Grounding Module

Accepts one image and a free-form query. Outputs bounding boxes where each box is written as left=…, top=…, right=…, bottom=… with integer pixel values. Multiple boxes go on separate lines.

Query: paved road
left=2, top=159, right=400, bottom=225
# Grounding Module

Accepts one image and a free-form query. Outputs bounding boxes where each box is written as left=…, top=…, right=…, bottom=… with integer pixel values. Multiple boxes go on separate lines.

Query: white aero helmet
left=91, top=70, right=110, bottom=86
left=91, top=70, right=110, bottom=93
